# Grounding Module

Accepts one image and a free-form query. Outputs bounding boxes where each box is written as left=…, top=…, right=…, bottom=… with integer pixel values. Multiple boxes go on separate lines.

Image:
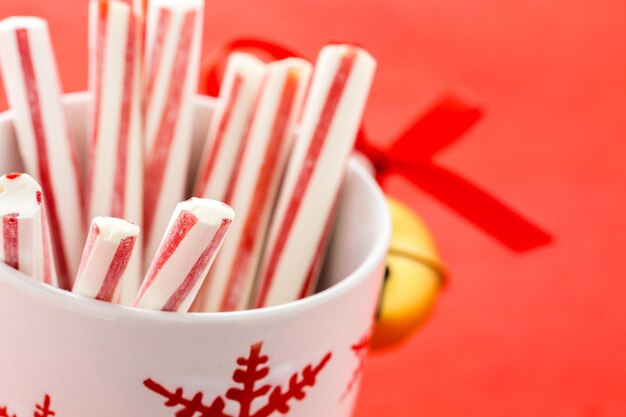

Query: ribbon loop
left=390, top=95, right=483, bottom=160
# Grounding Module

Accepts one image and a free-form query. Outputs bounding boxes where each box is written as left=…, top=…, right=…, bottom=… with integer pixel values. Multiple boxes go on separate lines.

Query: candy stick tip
left=149, top=0, right=203, bottom=11
left=91, top=217, right=140, bottom=243
left=183, top=197, right=235, bottom=224
left=0, top=16, right=47, bottom=31
left=228, top=52, right=266, bottom=66
left=0, top=173, right=43, bottom=217
left=322, top=43, right=377, bottom=66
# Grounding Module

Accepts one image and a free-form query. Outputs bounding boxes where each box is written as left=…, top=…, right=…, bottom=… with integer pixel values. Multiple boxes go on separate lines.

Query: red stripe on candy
left=298, top=193, right=339, bottom=299
left=163, top=218, right=231, bottom=312
left=144, top=10, right=196, bottom=241
left=96, top=235, right=137, bottom=301
left=194, top=74, right=244, bottom=198
left=255, top=50, right=357, bottom=308
left=76, top=222, right=100, bottom=281
left=3, top=214, right=19, bottom=270
left=16, top=29, right=71, bottom=289
left=143, top=9, right=171, bottom=116
left=41, top=215, right=54, bottom=284
left=38, top=191, right=54, bottom=285
left=111, top=13, right=136, bottom=218
left=221, top=78, right=259, bottom=205
left=135, top=209, right=198, bottom=305
left=220, top=71, right=299, bottom=311
left=87, top=1, right=109, bottom=213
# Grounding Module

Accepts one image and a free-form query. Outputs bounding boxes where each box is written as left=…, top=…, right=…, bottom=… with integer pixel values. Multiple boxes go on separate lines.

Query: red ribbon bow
left=202, top=39, right=552, bottom=252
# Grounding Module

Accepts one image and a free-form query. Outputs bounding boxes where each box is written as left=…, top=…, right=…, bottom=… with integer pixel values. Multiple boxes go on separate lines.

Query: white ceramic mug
left=0, top=94, right=390, bottom=417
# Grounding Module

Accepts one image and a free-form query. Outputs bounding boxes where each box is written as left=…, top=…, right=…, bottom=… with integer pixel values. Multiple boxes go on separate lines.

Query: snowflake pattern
left=0, top=395, right=55, bottom=417
left=144, top=342, right=332, bottom=417
left=341, top=332, right=371, bottom=401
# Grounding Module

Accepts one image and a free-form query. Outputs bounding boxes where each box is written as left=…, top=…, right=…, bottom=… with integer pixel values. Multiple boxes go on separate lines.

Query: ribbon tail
left=386, top=163, right=552, bottom=252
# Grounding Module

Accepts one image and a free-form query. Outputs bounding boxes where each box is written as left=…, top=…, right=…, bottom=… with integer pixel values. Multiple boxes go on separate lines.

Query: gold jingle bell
left=372, top=198, right=446, bottom=350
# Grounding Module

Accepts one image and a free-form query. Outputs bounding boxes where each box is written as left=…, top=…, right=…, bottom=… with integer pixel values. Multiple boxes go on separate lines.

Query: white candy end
left=150, top=0, right=203, bottom=11
left=228, top=52, right=265, bottom=70
left=180, top=198, right=235, bottom=225
left=320, top=44, right=377, bottom=69
left=0, top=174, right=41, bottom=217
left=267, top=57, right=311, bottom=71
left=91, top=217, right=140, bottom=243
left=0, top=16, right=47, bottom=32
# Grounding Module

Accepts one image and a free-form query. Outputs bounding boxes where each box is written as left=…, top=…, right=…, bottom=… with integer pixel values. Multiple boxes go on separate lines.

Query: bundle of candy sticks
left=0, top=0, right=376, bottom=313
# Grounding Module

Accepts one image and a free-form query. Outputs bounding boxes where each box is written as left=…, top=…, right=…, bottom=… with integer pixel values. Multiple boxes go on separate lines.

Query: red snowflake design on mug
left=144, top=342, right=332, bottom=417
left=341, top=331, right=372, bottom=401
left=0, top=395, right=55, bottom=417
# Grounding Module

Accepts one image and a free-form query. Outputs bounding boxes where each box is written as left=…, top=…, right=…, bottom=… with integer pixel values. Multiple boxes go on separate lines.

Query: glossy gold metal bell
left=372, top=198, right=446, bottom=350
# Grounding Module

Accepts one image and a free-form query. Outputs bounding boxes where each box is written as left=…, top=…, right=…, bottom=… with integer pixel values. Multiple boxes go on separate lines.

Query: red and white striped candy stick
left=193, top=52, right=265, bottom=202
left=0, top=173, right=57, bottom=286
left=72, top=217, right=140, bottom=303
left=253, top=44, right=377, bottom=308
left=143, top=0, right=204, bottom=267
left=0, top=17, right=85, bottom=289
left=88, top=0, right=144, bottom=304
left=193, top=58, right=312, bottom=312
left=134, top=198, right=234, bottom=312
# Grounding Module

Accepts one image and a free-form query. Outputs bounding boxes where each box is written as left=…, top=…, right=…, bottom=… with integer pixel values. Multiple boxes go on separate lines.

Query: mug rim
left=0, top=92, right=391, bottom=323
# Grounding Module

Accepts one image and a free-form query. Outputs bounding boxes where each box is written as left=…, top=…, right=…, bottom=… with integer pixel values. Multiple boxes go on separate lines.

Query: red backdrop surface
left=0, top=1, right=624, bottom=416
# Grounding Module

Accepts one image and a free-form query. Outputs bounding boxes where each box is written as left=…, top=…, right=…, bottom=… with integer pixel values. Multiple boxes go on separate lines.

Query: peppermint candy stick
left=0, top=17, right=85, bottom=289
left=88, top=0, right=144, bottom=304
left=134, top=198, right=234, bottom=312
left=72, top=217, right=140, bottom=303
left=143, top=0, right=204, bottom=267
left=0, top=173, right=57, bottom=286
left=254, top=45, right=376, bottom=308
left=193, top=58, right=312, bottom=312
left=193, top=52, right=265, bottom=202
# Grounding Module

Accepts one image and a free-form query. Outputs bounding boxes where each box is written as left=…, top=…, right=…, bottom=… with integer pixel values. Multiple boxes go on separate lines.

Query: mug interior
left=0, top=92, right=391, bottom=320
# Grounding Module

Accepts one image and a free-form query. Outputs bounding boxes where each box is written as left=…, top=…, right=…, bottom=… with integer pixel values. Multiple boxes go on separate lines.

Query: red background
left=1, top=1, right=625, bottom=415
